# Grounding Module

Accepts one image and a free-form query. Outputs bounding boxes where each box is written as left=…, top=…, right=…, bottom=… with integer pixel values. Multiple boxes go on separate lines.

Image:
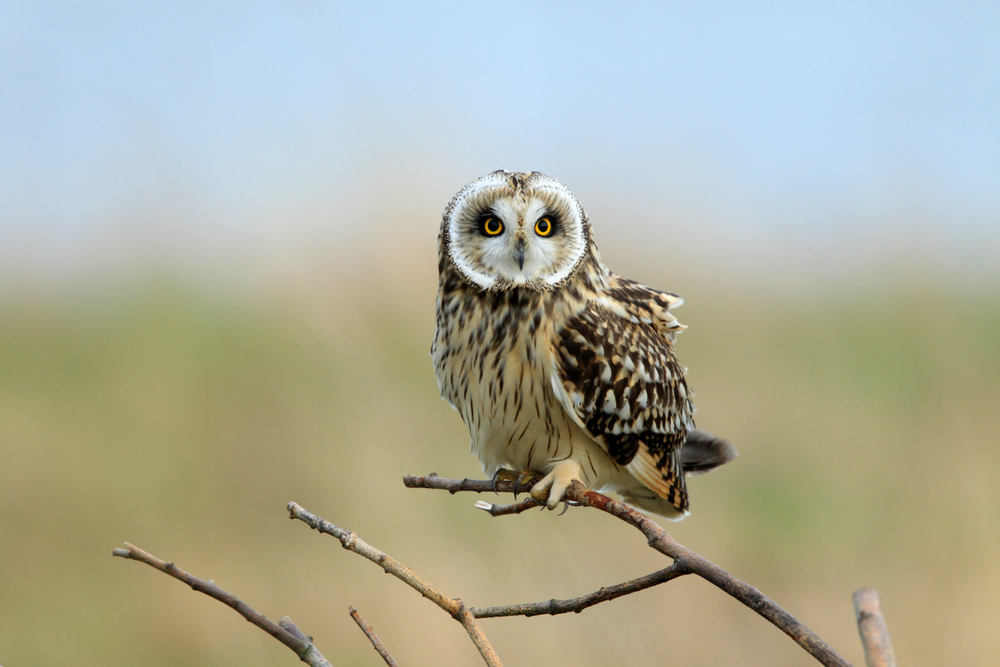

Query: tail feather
left=681, top=428, right=738, bottom=476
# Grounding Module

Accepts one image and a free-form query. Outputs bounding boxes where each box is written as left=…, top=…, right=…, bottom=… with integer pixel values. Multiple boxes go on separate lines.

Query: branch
left=471, top=563, right=689, bottom=618
left=349, top=605, right=399, bottom=667
left=473, top=497, right=541, bottom=516
left=403, top=474, right=851, bottom=667
left=853, top=587, right=897, bottom=667
left=287, top=502, right=503, bottom=667
left=111, top=542, right=333, bottom=667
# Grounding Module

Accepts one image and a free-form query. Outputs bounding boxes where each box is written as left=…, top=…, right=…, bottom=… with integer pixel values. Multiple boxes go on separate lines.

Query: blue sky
left=2, top=2, right=998, bottom=284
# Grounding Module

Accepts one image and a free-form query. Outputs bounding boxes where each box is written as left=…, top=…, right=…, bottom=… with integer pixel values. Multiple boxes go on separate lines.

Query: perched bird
left=432, top=171, right=736, bottom=518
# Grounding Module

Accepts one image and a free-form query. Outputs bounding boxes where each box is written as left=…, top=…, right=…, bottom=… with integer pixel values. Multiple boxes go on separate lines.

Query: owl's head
left=440, top=171, right=591, bottom=291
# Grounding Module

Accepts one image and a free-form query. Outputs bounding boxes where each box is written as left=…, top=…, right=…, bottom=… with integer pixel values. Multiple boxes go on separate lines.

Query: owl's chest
left=433, top=290, right=573, bottom=469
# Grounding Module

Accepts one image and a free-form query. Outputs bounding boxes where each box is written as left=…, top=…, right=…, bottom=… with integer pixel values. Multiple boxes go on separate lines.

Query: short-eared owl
left=432, top=171, right=736, bottom=518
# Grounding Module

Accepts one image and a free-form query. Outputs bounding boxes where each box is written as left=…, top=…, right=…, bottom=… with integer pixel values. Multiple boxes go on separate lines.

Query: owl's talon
left=493, top=468, right=519, bottom=495
left=506, top=469, right=544, bottom=500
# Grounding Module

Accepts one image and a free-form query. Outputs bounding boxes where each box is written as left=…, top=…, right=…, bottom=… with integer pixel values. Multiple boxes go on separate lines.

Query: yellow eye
left=535, top=217, right=552, bottom=236
left=483, top=217, right=503, bottom=236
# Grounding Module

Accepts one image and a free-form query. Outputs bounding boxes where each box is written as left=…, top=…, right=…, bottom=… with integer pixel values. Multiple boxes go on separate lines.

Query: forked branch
left=111, top=542, right=332, bottom=667
left=403, top=473, right=852, bottom=667
left=287, top=502, right=503, bottom=667
left=113, top=483, right=895, bottom=666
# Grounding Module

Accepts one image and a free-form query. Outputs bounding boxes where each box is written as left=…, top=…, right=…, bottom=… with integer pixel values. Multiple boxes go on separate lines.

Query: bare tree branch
left=410, top=473, right=518, bottom=495
left=471, top=563, right=689, bottom=618
left=403, top=474, right=852, bottom=667
left=279, top=617, right=313, bottom=643
left=349, top=605, right=399, bottom=667
left=114, top=481, right=887, bottom=666
left=111, top=542, right=333, bottom=667
left=853, top=587, right=897, bottom=667
left=473, top=497, right=541, bottom=516
left=287, top=501, right=503, bottom=667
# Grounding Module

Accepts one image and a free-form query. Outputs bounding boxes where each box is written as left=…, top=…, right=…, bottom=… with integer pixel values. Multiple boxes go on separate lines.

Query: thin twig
left=473, top=497, right=541, bottom=516
left=403, top=474, right=852, bottom=667
left=410, top=473, right=518, bottom=495
left=349, top=606, right=399, bottom=667
left=287, top=501, right=503, bottom=667
left=111, top=542, right=333, bottom=667
left=471, top=563, right=689, bottom=618
left=853, top=587, right=897, bottom=667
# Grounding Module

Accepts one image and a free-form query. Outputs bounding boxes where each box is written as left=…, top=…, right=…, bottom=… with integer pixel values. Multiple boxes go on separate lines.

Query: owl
left=431, top=171, right=736, bottom=518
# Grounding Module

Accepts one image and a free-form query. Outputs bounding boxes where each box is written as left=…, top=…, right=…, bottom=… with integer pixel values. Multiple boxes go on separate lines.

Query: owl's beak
left=513, top=237, right=526, bottom=271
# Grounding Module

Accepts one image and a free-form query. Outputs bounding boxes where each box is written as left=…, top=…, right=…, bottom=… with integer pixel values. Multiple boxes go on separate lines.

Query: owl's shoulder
left=594, top=274, right=686, bottom=337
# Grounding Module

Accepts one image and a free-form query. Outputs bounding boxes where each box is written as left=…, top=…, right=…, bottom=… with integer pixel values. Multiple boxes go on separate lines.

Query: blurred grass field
left=1, top=255, right=998, bottom=667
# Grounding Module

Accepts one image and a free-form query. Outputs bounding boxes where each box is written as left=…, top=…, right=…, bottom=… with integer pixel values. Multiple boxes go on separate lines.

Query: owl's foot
left=492, top=468, right=518, bottom=493
left=530, top=460, right=584, bottom=510
left=492, top=468, right=544, bottom=497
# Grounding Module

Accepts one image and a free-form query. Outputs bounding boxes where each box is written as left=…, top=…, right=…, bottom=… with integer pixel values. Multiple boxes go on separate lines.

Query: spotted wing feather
left=552, top=277, right=695, bottom=513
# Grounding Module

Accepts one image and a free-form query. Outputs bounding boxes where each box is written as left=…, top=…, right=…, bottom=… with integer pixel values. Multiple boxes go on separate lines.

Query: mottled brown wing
left=552, top=278, right=695, bottom=512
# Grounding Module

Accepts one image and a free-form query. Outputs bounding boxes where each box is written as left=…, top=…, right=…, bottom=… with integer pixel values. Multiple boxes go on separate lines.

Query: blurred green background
left=2, top=3, right=999, bottom=666
left=2, top=261, right=998, bottom=666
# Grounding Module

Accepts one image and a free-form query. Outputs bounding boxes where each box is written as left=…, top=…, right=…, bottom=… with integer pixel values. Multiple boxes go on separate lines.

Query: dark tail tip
left=681, top=428, right=738, bottom=476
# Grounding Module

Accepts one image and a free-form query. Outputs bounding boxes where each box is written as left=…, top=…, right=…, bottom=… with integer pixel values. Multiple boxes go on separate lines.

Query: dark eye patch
left=535, top=210, right=561, bottom=236
left=474, top=211, right=504, bottom=237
